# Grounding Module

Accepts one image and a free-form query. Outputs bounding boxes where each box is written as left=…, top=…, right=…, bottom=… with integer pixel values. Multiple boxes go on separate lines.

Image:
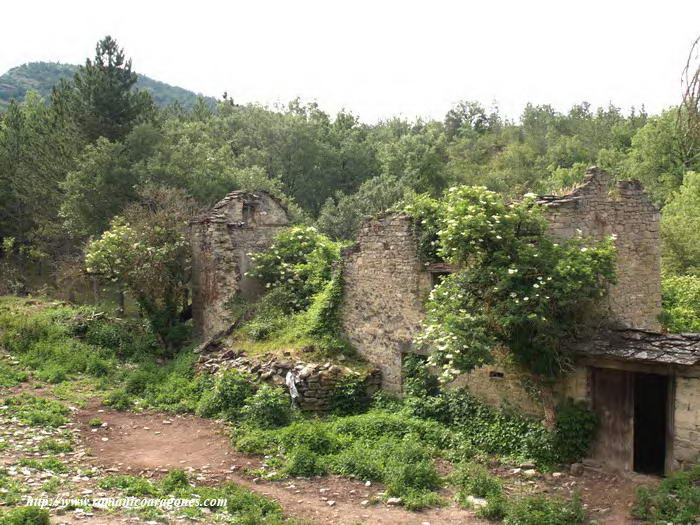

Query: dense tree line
left=1, top=36, right=700, bottom=313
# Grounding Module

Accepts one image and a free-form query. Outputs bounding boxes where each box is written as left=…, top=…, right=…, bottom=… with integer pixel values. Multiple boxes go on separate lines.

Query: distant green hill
left=0, top=62, right=217, bottom=109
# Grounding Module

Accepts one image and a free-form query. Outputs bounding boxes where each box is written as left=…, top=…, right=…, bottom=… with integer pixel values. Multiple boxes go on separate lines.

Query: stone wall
left=673, top=374, right=700, bottom=470
left=197, top=347, right=382, bottom=412
left=541, top=167, right=661, bottom=330
left=190, top=191, right=290, bottom=339
left=340, top=214, right=432, bottom=392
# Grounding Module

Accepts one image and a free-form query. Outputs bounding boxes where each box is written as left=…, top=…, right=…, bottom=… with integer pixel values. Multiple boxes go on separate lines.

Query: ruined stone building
left=190, top=191, right=290, bottom=338
left=192, top=168, right=700, bottom=476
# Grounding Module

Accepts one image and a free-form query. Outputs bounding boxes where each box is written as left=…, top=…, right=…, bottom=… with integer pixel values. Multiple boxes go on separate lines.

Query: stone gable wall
left=340, top=214, right=432, bottom=392
left=190, top=191, right=290, bottom=339
left=542, top=168, right=661, bottom=330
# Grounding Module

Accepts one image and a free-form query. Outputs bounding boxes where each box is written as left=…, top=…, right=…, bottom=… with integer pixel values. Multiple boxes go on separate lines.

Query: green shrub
left=248, top=225, right=342, bottom=313
left=0, top=363, right=28, bottom=387
left=0, top=300, right=160, bottom=389
left=241, top=385, right=292, bottom=429
left=476, top=494, right=509, bottom=521
left=503, top=494, right=587, bottom=525
left=99, top=475, right=159, bottom=497
left=453, top=463, right=503, bottom=502
left=103, top=388, right=134, bottom=411
left=219, top=482, right=286, bottom=524
left=660, top=275, right=700, bottom=332
left=384, top=437, right=442, bottom=495
left=284, top=445, right=326, bottom=477
left=196, top=368, right=255, bottom=419
left=18, top=457, right=67, bottom=473
left=124, top=367, right=161, bottom=395
left=0, top=506, right=51, bottom=525
left=553, top=399, right=598, bottom=464
left=233, top=428, right=281, bottom=455
left=276, top=421, right=341, bottom=455
left=38, top=438, right=73, bottom=453
left=328, top=374, right=369, bottom=415
left=633, top=466, right=700, bottom=523
left=403, top=354, right=440, bottom=398
left=329, top=440, right=385, bottom=481
left=160, top=469, right=190, bottom=492
left=330, top=409, right=454, bottom=449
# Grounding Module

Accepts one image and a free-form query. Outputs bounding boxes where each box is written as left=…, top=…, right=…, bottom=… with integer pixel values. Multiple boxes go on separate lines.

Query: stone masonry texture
left=190, top=191, right=290, bottom=339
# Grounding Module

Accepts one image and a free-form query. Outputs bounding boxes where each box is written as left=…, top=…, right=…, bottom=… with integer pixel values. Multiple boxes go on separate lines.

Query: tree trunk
left=541, top=383, right=557, bottom=432
left=116, top=288, right=125, bottom=317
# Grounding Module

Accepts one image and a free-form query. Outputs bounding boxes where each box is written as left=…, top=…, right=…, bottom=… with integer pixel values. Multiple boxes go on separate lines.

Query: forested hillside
left=0, top=61, right=216, bottom=109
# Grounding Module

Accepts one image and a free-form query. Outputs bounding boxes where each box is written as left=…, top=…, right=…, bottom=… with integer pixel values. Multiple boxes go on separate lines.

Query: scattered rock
left=570, top=463, right=585, bottom=476
left=327, top=500, right=336, bottom=507
left=386, top=497, right=402, bottom=505
left=466, top=495, right=488, bottom=508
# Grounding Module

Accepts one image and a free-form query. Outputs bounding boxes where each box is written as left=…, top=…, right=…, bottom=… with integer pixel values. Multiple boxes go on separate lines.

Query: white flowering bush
left=247, top=225, right=342, bottom=312
left=85, top=186, right=195, bottom=352
left=410, top=186, right=617, bottom=383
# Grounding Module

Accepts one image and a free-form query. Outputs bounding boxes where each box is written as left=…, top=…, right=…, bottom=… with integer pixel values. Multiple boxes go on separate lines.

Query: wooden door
left=591, top=367, right=634, bottom=471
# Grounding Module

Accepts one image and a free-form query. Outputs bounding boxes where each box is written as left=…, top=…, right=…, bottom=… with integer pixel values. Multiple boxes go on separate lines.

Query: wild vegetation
left=0, top=298, right=593, bottom=521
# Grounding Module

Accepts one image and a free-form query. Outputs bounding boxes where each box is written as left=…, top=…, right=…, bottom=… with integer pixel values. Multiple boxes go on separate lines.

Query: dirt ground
left=1, top=378, right=654, bottom=525
left=75, top=401, right=487, bottom=524
left=72, top=402, right=650, bottom=525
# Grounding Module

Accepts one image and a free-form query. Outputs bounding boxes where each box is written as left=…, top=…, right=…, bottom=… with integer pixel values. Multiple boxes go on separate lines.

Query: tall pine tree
left=70, top=36, right=154, bottom=141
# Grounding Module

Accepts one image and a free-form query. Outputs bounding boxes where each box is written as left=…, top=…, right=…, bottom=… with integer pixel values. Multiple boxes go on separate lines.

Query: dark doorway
left=634, top=372, right=669, bottom=475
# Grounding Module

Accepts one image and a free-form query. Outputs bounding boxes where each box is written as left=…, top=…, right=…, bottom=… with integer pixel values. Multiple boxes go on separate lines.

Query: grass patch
left=0, top=469, right=26, bottom=505
left=633, top=466, right=700, bottom=523
left=0, top=360, right=28, bottom=388
left=100, top=469, right=291, bottom=523
left=38, top=437, right=73, bottom=453
left=0, top=505, right=51, bottom=525
left=503, top=493, right=587, bottom=525
left=18, top=457, right=68, bottom=473
left=3, top=393, right=69, bottom=427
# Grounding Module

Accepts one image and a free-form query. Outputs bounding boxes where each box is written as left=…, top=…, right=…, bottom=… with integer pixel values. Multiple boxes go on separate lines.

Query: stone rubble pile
left=197, top=347, right=381, bottom=412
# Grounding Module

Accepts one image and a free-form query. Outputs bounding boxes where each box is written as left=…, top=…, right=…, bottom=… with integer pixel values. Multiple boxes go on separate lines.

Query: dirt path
left=75, top=402, right=486, bottom=525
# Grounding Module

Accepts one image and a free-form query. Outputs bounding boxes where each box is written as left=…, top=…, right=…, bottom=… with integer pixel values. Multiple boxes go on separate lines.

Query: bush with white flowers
left=407, top=186, right=617, bottom=383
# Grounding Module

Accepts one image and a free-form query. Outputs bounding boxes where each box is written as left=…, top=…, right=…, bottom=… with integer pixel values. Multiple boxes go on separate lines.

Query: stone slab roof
left=572, top=328, right=700, bottom=366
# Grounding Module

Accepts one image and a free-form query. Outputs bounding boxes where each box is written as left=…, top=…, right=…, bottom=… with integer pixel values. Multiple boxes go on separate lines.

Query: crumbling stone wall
left=340, top=214, right=432, bottom=392
left=190, top=191, right=290, bottom=339
left=541, top=167, right=661, bottom=330
left=197, top=348, right=382, bottom=412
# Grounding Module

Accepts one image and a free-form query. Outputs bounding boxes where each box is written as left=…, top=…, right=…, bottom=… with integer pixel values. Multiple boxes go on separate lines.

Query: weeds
left=0, top=506, right=51, bottom=525
left=633, top=466, right=700, bottom=523
left=3, top=394, right=69, bottom=427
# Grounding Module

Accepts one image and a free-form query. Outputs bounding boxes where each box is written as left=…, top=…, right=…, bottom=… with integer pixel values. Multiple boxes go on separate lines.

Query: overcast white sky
left=2, top=1, right=699, bottom=122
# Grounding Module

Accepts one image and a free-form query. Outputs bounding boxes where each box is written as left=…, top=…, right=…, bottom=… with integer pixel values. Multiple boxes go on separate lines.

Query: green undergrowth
left=0, top=505, right=51, bottom=525
left=0, top=295, right=159, bottom=386
left=633, top=466, right=700, bottom=523
left=3, top=393, right=70, bottom=427
left=99, top=469, right=292, bottom=523
left=230, top=226, right=363, bottom=367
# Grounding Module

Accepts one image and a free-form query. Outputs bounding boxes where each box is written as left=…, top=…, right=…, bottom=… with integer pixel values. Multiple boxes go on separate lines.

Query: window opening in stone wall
left=242, top=203, right=257, bottom=225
